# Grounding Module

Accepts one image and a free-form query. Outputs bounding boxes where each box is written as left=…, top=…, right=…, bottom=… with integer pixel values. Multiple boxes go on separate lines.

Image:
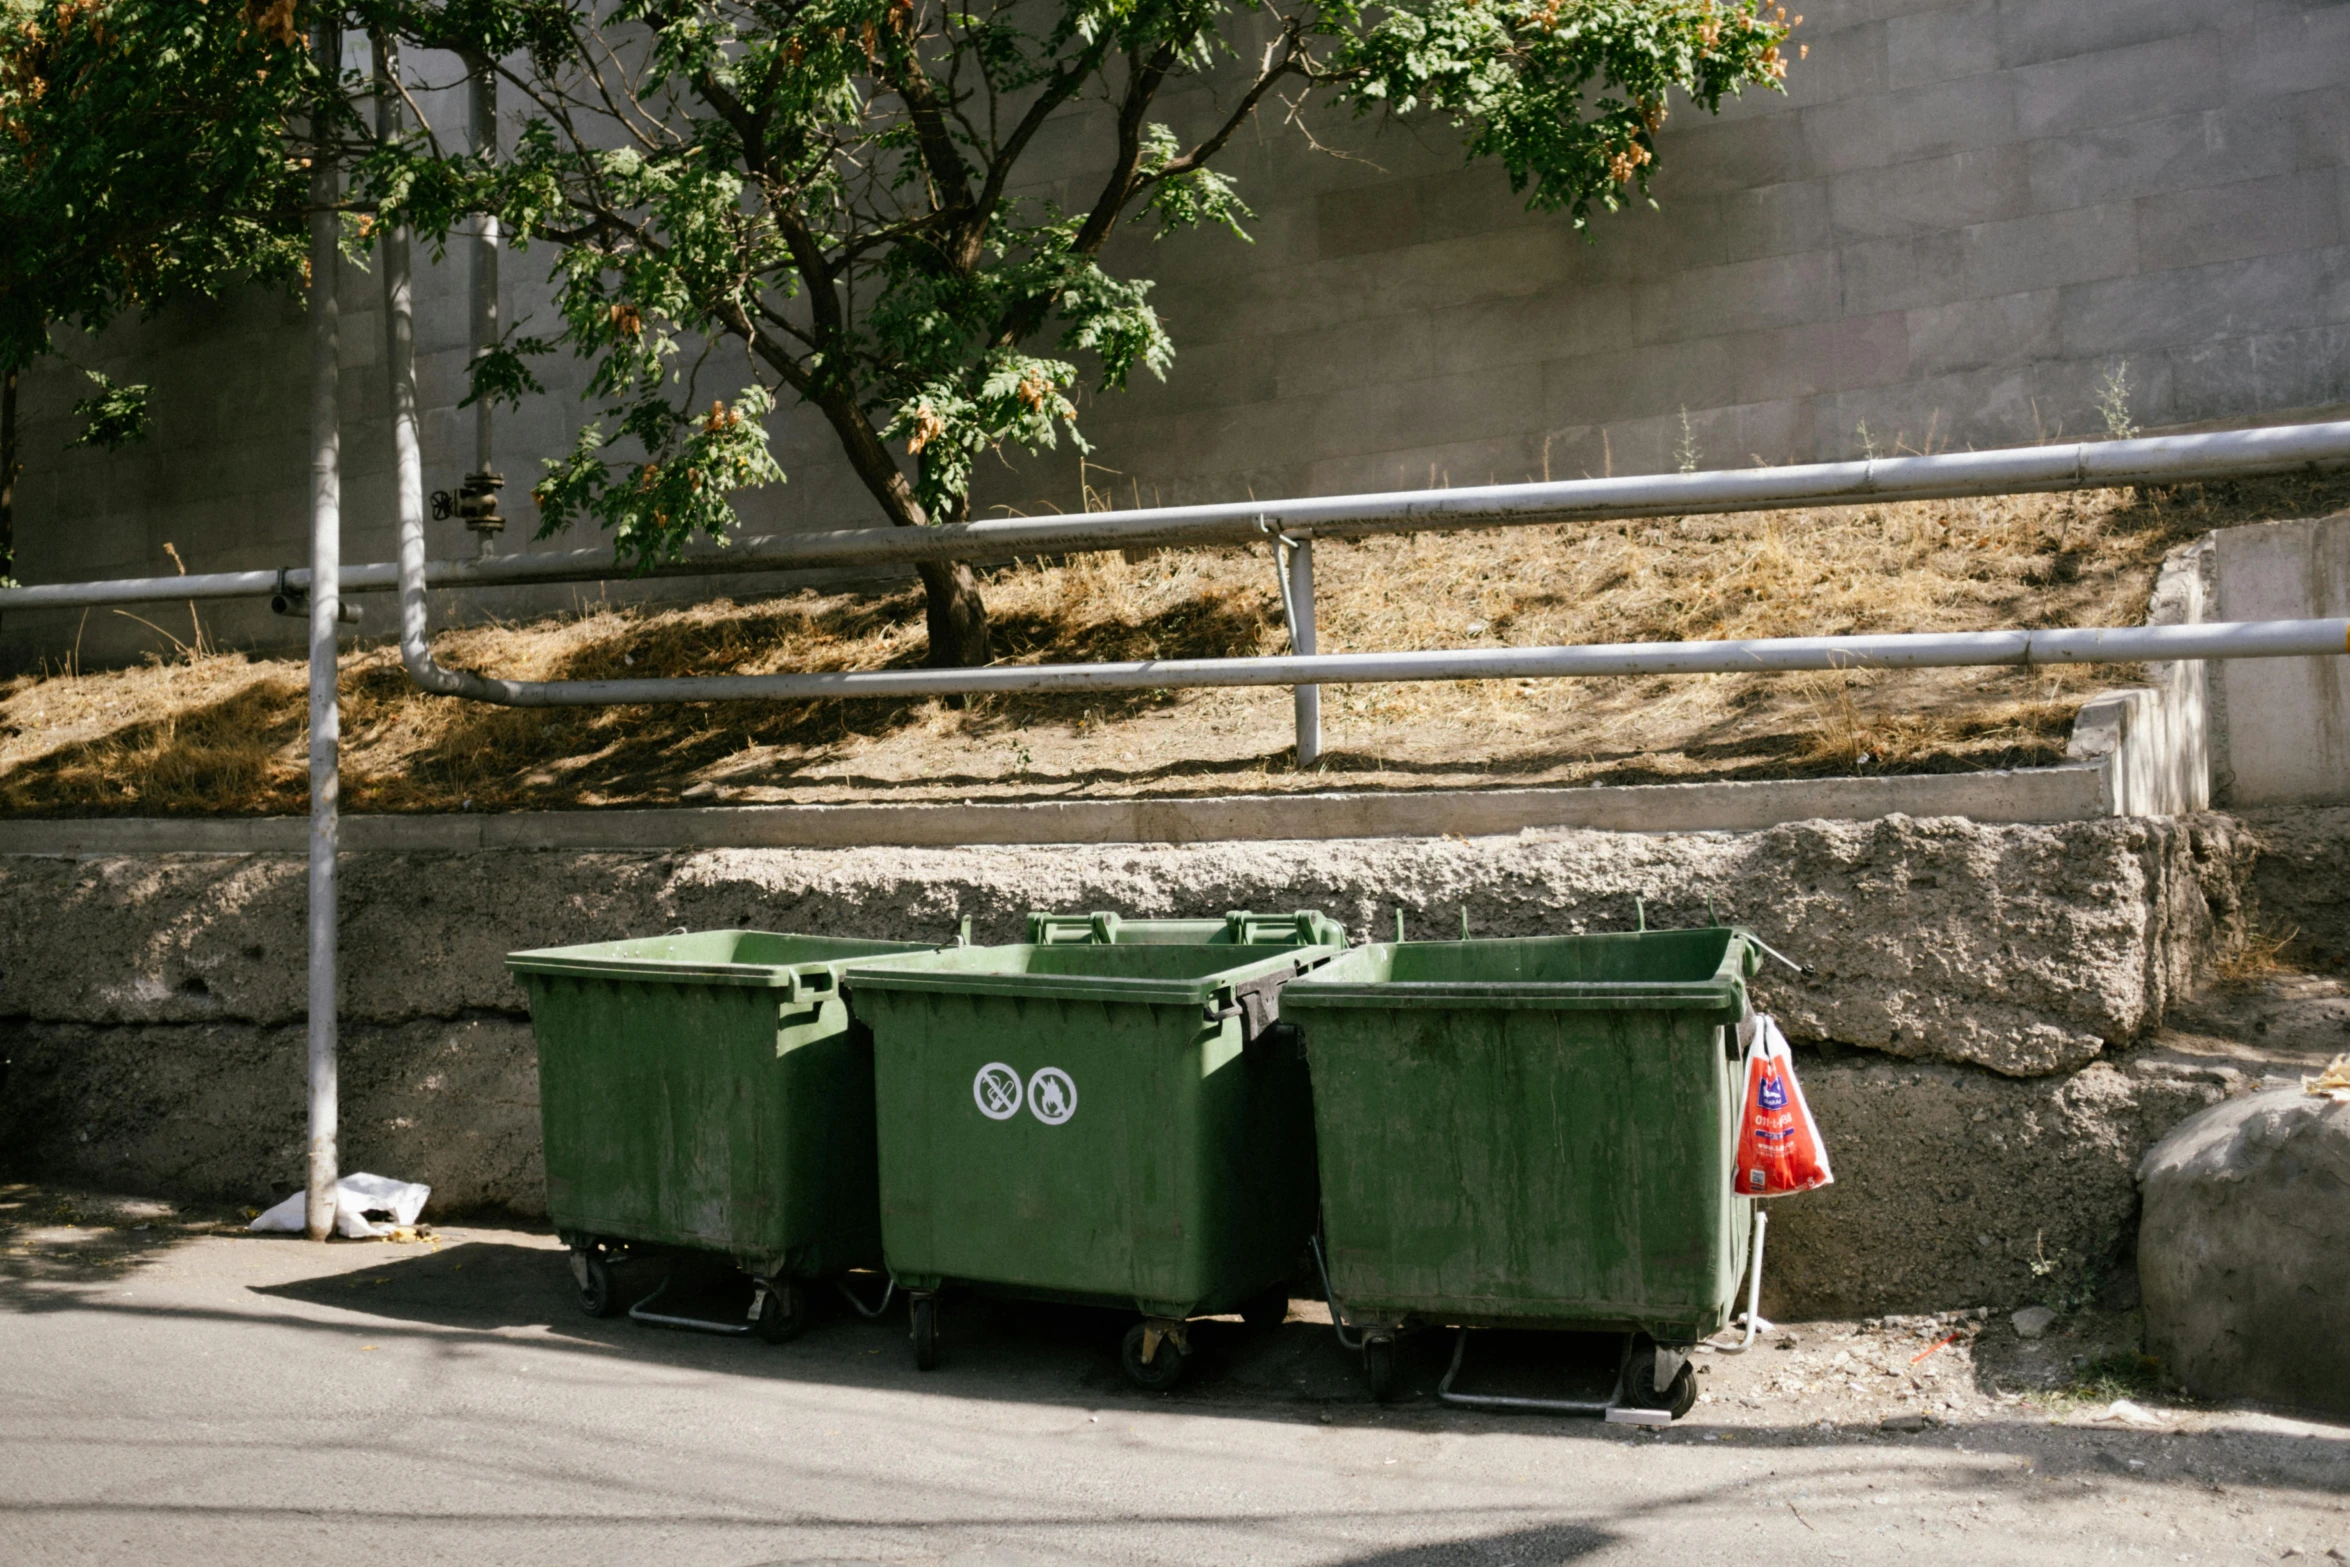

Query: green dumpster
left=506, top=929, right=938, bottom=1339
left=1282, top=927, right=1759, bottom=1414
left=1025, top=908, right=1349, bottom=948
left=843, top=938, right=1340, bottom=1388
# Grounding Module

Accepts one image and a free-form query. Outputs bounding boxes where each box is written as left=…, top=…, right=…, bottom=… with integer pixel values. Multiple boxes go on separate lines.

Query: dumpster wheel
left=1621, top=1334, right=1700, bottom=1420
left=1363, top=1336, right=1399, bottom=1402
left=909, top=1293, right=941, bottom=1371
left=569, top=1247, right=621, bottom=1319
left=753, top=1278, right=812, bottom=1344
left=1120, top=1320, right=1190, bottom=1392
left=1239, top=1284, right=1292, bottom=1331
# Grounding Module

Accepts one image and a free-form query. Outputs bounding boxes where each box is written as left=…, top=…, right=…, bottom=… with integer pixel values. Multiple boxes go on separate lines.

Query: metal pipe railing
left=384, top=616, right=2350, bottom=707
left=5, top=418, right=2350, bottom=615
left=1275, top=533, right=1321, bottom=762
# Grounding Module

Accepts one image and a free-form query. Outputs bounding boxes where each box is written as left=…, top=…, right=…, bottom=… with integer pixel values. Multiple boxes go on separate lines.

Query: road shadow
left=0, top=1182, right=230, bottom=1288
left=1329, top=1525, right=1613, bottom=1565
left=222, top=1236, right=2350, bottom=1503
left=5, top=1217, right=2340, bottom=1507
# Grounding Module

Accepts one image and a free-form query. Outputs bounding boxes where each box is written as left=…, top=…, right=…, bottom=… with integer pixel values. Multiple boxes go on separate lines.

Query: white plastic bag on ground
left=248, top=1173, right=431, bottom=1238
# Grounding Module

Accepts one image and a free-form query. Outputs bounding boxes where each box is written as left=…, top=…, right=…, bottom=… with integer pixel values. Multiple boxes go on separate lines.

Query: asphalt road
left=3, top=1187, right=2345, bottom=1566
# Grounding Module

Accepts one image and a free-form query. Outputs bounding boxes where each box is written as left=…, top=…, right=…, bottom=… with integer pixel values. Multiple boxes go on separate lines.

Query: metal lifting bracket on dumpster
left=1205, top=971, right=1304, bottom=1062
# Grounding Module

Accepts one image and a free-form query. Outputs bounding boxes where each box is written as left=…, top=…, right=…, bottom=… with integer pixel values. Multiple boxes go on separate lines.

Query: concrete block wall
left=2207, top=511, right=2350, bottom=805
left=8, top=0, right=2350, bottom=669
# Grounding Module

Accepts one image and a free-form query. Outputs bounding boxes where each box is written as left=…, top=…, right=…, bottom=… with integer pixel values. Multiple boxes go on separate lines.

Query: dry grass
left=2212, top=912, right=2304, bottom=988
left=4, top=473, right=2345, bottom=816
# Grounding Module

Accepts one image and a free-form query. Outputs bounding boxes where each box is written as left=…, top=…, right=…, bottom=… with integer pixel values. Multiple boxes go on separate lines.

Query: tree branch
left=1146, top=24, right=1309, bottom=186
left=1068, top=41, right=1178, bottom=257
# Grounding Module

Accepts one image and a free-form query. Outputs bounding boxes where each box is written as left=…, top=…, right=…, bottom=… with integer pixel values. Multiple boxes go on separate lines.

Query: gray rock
left=2011, top=1305, right=2058, bottom=1339
left=2139, top=1090, right=2350, bottom=1418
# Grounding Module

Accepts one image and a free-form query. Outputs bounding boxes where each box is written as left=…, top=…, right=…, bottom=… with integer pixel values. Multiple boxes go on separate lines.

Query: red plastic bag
left=1732, top=1015, right=1833, bottom=1197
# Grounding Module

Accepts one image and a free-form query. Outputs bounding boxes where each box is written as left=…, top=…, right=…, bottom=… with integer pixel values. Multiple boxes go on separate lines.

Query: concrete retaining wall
left=0, top=813, right=2249, bottom=1074
left=0, top=1012, right=2252, bottom=1319
left=0, top=760, right=2162, bottom=858
left=0, top=809, right=2271, bottom=1317
left=8, top=0, right=2350, bottom=670
left=2236, top=804, right=2350, bottom=968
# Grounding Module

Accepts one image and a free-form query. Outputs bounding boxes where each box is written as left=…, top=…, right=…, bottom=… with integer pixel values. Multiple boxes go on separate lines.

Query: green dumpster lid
left=843, top=941, right=1331, bottom=1008
left=505, top=930, right=938, bottom=991
left=1281, top=928, right=1758, bottom=1012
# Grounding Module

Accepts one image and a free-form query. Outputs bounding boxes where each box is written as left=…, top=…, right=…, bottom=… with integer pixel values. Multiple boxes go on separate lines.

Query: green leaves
left=0, top=0, right=312, bottom=370
left=67, top=369, right=149, bottom=450
left=1134, top=122, right=1255, bottom=238
left=1331, top=0, right=1792, bottom=224
left=884, top=350, right=1083, bottom=517
left=532, top=383, right=786, bottom=565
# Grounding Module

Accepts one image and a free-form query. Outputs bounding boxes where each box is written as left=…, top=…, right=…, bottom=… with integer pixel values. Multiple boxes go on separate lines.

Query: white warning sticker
left=972, top=1061, right=1024, bottom=1120
left=1027, top=1067, right=1078, bottom=1126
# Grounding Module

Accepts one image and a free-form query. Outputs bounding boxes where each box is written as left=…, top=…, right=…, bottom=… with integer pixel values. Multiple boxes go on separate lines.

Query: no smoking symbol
left=971, top=1062, right=1023, bottom=1120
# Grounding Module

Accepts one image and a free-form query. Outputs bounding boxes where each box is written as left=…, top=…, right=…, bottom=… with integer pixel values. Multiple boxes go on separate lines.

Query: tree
left=365, top=0, right=1794, bottom=668
left=0, top=0, right=313, bottom=578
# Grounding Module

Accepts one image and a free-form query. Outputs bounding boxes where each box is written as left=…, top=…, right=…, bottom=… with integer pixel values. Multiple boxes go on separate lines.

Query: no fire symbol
left=1027, top=1067, right=1077, bottom=1126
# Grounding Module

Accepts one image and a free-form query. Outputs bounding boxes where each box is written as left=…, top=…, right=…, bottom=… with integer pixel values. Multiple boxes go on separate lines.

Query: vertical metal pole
left=304, top=13, right=344, bottom=1243
left=377, top=37, right=429, bottom=694
left=1286, top=536, right=1321, bottom=765
left=469, top=59, right=499, bottom=552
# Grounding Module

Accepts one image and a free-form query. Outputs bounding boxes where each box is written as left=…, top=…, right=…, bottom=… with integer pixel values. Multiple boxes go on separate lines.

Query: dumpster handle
left=1748, top=935, right=1813, bottom=976
left=834, top=1275, right=898, bottom=1319
left=1437, top=1327, right=1628, bottom=1416
left=1712, top=1207, right=1771, bottom=1355
left=1306, top=1232, right=1367, bottom=1353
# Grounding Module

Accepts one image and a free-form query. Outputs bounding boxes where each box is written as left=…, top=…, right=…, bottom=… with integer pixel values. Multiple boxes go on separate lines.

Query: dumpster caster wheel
left=1364, top=1336, right=1399, bottom=1402
left=1623, top=1335, right=1699, bottom=1420
left=1656, top=1361, right=1698, bottom=1420
left=1121, top=1321, right=1189, bottom=1392
left=1239, top=1284, right=1291, bottom=1331
left=754, top=1279, right=811, bottom=1345
left=571, top=1250, right=620, bottom=1319
left=910, top=1294, right=940, bottom=1372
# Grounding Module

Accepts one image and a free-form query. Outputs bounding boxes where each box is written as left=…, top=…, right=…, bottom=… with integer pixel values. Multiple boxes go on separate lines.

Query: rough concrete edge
left=0, top=767, right=2125, bottom=856
left=2063, top=534, right=2213, bottom=818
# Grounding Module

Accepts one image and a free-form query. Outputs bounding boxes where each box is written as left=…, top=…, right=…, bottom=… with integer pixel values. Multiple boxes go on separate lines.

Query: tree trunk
left=797, top=379, right=993, bottom=670
left=1, top=368, right=17, bottom=581
left=913, top=462, right=991, bottom=671
left=917, top=558, right=990, bottom=668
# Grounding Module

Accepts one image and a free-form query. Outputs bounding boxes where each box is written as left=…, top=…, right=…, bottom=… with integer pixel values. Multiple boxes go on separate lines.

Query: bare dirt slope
left=5, top=475, right=2344, bottom=817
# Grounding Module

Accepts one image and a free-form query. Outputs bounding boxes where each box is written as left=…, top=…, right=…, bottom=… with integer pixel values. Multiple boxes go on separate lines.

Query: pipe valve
left=430, top=471, right=506, bottom=537
left=269, top=569, right=362, bottom=624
